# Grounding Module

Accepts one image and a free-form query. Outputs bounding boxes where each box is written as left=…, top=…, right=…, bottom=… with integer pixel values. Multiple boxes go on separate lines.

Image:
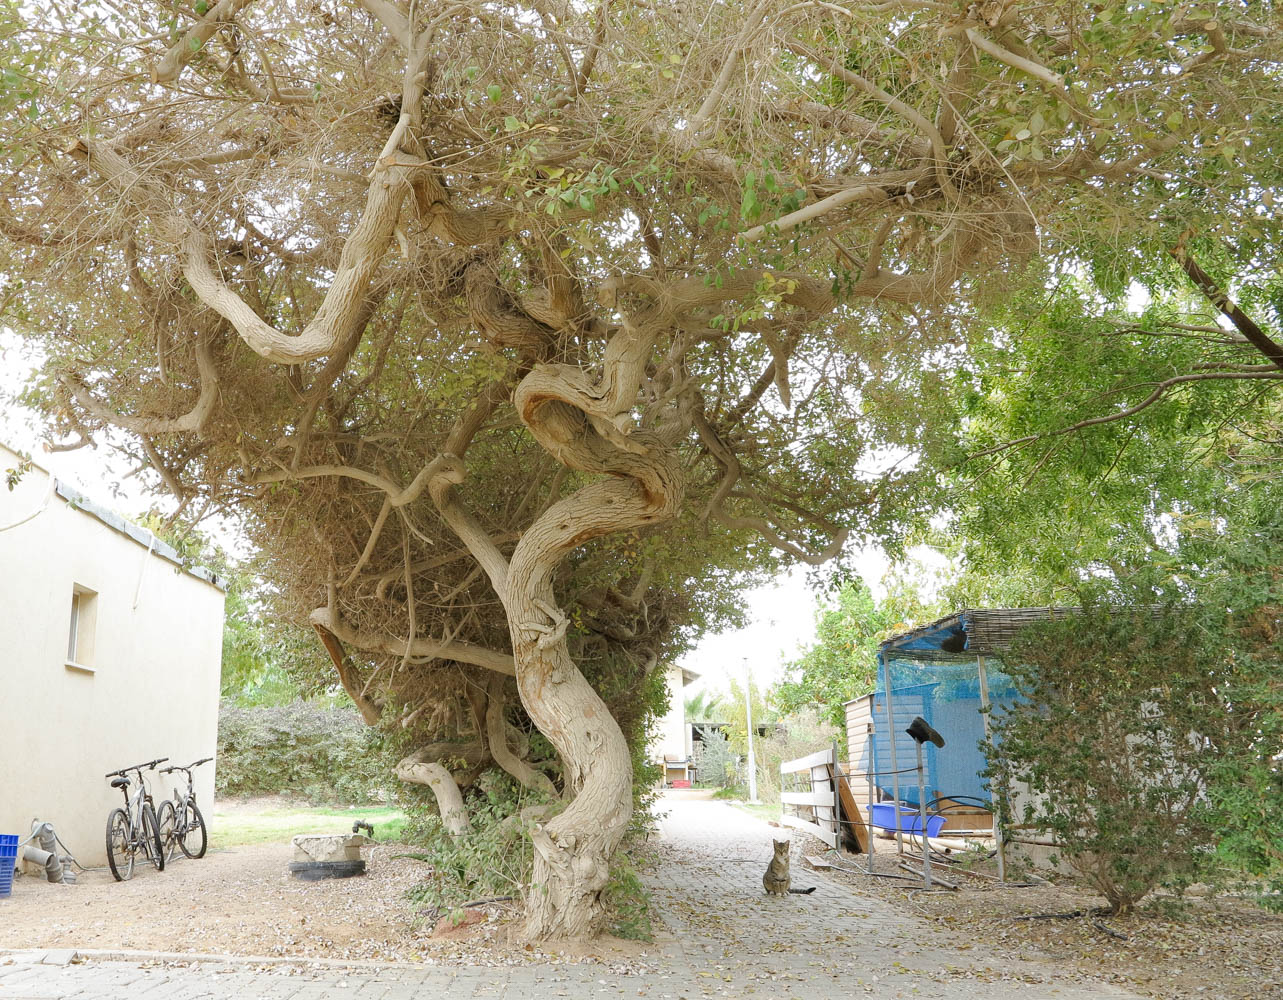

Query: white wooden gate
left=779, top=746, right=841, bottom=848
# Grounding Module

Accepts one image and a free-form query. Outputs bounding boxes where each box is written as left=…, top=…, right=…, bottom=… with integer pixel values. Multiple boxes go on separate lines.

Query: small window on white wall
left=66, top=585, right=98, bottom=671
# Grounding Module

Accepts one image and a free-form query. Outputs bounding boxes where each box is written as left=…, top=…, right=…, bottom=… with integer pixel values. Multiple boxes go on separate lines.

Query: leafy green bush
left=216, top=699, right=390, bottom=805
left=989, top=593, right=1281, bottom=915
left=604, top=851, right=654, bottom=940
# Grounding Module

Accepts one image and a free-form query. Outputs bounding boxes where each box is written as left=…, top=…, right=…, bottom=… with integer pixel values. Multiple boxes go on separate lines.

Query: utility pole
left=743, top=656, right=759, bottom=803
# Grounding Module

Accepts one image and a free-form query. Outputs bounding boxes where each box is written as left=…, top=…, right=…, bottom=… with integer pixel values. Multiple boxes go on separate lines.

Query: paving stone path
left=1, top=794, right=1142, bottom=999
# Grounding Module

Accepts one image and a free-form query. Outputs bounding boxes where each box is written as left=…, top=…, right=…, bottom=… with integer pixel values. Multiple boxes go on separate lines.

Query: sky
left=675, top=551, right=891, bottom=699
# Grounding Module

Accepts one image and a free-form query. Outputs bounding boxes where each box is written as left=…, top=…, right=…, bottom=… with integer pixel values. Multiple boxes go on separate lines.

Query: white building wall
left=653, top=664, right=690, bottom=762
left=0, top=445, right=225, bottom=864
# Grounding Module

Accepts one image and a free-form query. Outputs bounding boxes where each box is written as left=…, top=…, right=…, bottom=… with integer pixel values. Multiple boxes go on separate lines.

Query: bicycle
left=156, top=757, right=212, bottom=862
left=104, top=758, right=169, bottom=881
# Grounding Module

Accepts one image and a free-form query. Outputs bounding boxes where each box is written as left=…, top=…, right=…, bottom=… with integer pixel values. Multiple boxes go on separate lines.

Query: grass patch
left=708, top=786, right=782, bottom=823
left=732, top=802, right=783, bottom=823
left=210, top=805, right=407, bottom=848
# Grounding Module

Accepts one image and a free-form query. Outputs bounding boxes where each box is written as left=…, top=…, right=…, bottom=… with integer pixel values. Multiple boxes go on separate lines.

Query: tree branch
left=311, top=606, right=517, bottom=676
left=312, top=621, right=384, bottom=725
left=71, top=43, right=431, bottom=366
left=487, top=678, right=558, bottom=796
left=970, top=371, right=1283, bottom=460
left=783, top=42, right=958, bottom=201
left=61, top=328, right=220, bottom=435
left=151, top=0, right=257, bottom=85
left=1170, top=248, right=1283, bottom=372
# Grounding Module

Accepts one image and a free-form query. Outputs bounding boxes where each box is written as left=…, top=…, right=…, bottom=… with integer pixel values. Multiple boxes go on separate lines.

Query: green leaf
left=487, top=84, right=502, bottom=103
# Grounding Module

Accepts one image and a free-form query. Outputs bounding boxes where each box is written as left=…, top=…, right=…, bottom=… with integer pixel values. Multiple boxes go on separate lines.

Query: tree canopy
left=1, top=0, right=1279, bottom=936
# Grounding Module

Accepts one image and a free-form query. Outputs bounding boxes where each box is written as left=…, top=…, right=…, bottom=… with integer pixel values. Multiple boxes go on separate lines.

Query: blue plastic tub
left=0, top=834, right=17, bottom=853
left=869, top=803, right=947, bottom=839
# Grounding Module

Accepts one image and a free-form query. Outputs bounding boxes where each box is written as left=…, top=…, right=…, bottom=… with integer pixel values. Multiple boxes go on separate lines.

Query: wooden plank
left=780, top=813, right=837, bottom=848
left=828, top=763, right=869, bottom=854
left=780, top=747, right=834, bottom=774
left=781, top=789, right=837, bottom=809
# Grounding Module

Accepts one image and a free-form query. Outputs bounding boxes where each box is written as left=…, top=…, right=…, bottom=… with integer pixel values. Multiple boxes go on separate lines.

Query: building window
left=66, top=585, right=98, bottom=671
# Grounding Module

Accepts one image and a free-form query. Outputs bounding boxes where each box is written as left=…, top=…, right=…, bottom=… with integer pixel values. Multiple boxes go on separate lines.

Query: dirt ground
left=795, top=830, right=1283, bottom=1000
left=2, top=841, right=443, bottom=962
left=1, top=829, right=647, bottom=969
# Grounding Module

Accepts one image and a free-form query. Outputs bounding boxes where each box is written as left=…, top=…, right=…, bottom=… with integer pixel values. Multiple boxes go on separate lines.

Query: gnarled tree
left=1, top=0, right=1277, bottom=936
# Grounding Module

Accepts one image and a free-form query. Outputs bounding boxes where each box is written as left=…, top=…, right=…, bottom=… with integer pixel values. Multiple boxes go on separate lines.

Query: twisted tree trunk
left=503, top=360, right=685, bottom=938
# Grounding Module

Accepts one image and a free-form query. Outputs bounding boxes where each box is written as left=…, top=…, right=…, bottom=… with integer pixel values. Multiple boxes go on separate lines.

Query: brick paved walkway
left=1, top=793, right=1141, bottom=999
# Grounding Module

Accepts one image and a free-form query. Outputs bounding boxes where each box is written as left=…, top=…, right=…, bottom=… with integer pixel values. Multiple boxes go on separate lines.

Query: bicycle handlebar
left=160, top=757, right=213, bottom=774
left=104, top=757, right=169, bottom=779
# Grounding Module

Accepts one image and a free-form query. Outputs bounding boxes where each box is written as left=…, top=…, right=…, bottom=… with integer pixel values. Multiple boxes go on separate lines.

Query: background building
left=654, top=664, right=698, bottom=784
left=0, top=443, right=225, bottom=865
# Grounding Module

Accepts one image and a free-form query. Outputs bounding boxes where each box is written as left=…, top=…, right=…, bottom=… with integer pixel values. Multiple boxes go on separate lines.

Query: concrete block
left=290, top=834, right=372, bottom=864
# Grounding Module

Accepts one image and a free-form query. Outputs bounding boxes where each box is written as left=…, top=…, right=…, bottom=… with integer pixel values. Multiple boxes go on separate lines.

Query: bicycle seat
left=110, top=776, right=130, bottom=789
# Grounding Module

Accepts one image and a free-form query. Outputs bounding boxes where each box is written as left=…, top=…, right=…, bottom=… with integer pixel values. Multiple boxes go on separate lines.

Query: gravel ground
left=8, top=794, right=1276, bottom=999
left=794, top=829, right=1283, bottom=1000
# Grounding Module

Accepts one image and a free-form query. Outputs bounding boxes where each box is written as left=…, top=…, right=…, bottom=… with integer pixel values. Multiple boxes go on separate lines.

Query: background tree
left=684, top=689, right=725, bottom=723
left=777, top=577, right=941, bottom=728
left=1, top=0, right=1278, bottom=935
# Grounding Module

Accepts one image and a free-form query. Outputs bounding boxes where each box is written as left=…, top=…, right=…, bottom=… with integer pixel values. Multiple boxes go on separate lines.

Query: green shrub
left=216, top=699, right=389, bottom=805
left=604, top=851, right=654, bottom=940
left=693, top=725, right=737, bottom=787
left=402, top=770, right=538, bottom=918
left=988, top=599, right=1274, bottom=915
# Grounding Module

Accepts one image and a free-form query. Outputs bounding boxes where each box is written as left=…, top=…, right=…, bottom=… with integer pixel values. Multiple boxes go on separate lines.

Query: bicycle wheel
left=179, top=801, right=207, bottom=859
left=105, top=808, right=135, bottom=882
left=156, top=800, right=177, bottom=862
left=141, top=803, right=165, bottom=871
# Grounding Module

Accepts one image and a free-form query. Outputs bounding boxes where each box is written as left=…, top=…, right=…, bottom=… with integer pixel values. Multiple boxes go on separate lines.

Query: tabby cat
left=762, top=839, right=816, bottom=895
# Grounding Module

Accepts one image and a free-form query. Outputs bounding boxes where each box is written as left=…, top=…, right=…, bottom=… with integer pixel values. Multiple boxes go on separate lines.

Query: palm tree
left=684, top=689, right=724, bottom=722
